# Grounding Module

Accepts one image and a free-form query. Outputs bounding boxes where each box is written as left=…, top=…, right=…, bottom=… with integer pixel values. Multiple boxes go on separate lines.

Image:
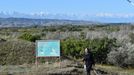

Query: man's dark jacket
left=83, top=52, right=95, bottom=71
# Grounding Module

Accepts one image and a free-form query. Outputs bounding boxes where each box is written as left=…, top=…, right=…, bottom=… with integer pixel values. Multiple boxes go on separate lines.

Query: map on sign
left=36, top=40, right=60, bottom=57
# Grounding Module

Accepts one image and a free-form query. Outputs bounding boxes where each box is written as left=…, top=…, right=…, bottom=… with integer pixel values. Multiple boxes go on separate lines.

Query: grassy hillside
left=0, top=25, right=134, bottom=75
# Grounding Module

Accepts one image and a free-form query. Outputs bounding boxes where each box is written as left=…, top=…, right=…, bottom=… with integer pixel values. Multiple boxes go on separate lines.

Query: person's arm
left=83, top=55, right=87, bottom=62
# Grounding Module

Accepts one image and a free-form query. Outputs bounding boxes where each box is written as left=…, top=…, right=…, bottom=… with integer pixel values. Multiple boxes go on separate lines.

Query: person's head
left=85, top=48, right=90, bottom=54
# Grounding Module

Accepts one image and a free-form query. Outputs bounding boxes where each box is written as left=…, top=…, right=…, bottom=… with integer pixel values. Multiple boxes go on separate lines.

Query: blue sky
left=0, top=0, right=134, bottom=22
left=0, top=0, right=134, bottom=14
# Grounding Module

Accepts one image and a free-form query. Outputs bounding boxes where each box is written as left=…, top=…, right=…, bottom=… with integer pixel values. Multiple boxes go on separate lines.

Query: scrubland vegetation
left=0, top=25, right=134, bottom=74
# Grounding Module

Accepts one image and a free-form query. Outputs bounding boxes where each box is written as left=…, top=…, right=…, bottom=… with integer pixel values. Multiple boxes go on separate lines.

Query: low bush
left=0, top=40, right=35, bottom=65
left=18, top=33, right=40, bottom=42
left=107, top=43, right=134, bottom=68
left=61, top=37, right=117, bottom=64
left=0, top=37, right=119, bottom=66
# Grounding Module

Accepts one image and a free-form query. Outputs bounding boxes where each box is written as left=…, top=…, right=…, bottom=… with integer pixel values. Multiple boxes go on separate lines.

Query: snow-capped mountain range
left=0, top=11, right=134, bottom=23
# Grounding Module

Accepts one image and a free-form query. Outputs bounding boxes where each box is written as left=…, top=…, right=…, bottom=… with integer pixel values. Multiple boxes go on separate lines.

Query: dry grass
left=96, top=64, right=134, bottom=75
left=0, top=60, right=84, bottom=75
left=1, top=62, right=134, bottom=75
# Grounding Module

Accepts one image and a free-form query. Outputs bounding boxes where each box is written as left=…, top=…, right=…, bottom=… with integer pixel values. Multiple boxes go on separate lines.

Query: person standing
left=83, top=48, right=95, bottom=75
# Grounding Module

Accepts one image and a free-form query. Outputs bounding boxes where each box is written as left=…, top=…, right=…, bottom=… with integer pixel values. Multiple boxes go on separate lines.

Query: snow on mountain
left=0, top=11, right=134, bottom=23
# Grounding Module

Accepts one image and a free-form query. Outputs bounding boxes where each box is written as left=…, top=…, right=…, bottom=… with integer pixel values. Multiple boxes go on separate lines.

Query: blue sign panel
left=36, top=40, right=60, bottom=57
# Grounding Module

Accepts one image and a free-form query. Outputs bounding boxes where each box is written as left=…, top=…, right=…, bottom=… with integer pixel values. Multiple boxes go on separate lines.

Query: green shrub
left=61, top=38, right=87, bottom=59
left=19, top=33, right=40, bottom=42
left=90, top=38, right=117, bottom=64
left=61, top=37, right=117, bottom=64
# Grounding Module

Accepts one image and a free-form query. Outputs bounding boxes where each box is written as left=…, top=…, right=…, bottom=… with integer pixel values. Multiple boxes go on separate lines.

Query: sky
left=0, top=0, right=134, bottom=14
left=0, top=0, right=134, bottom=22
